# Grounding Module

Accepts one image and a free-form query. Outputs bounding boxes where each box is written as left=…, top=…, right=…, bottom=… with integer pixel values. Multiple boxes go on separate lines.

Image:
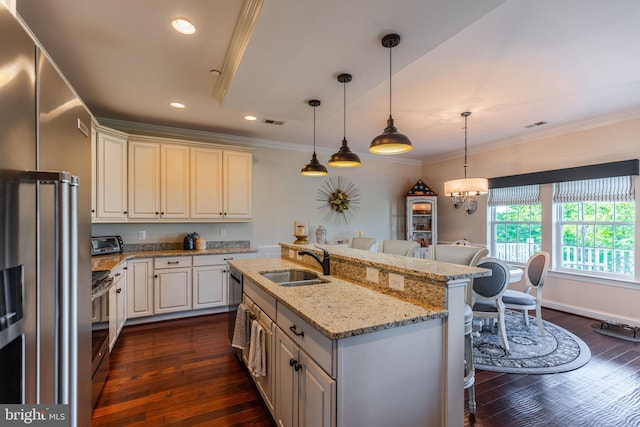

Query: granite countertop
left=92, top=247, right=256, bottom=272
left=281, top=242, right=490, bottom=282
left=229, top=257, right=447, bottom=340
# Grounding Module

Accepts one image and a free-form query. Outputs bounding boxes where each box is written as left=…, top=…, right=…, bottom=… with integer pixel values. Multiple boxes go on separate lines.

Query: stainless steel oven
left=91, top=270, right=113, bottom=408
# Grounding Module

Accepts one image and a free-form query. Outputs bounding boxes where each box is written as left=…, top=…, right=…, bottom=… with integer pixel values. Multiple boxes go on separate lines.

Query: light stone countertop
left=229, top=257, right=448, bottom=340
left=91, top=247, right=256, bottom=272
left=281, top=242, right=490, bottom=282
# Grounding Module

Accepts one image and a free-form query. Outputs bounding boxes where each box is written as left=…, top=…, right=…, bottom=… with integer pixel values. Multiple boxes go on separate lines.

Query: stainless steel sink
left=260, top=269, right=329, bottom=286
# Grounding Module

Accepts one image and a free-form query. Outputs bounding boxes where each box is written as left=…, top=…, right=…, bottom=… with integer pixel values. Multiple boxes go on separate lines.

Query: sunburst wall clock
left=317, top=176, right=360, bottom=225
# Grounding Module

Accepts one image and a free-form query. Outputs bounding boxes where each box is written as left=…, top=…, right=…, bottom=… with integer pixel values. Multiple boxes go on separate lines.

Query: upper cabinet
left=190, top=146, right=223, bottom=219
left=128, top=140, right=190, bottom=220
left=95, top=126, right=128, bottom=219
left=223, top=150, right=252, bottom=219
left=92, top=129, right=252, bottom=223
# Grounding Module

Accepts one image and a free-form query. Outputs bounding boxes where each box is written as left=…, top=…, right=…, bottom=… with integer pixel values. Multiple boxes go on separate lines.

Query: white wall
left=92, top=143, right=423, bottom=248
left=422, top=116, right=640, bottom=325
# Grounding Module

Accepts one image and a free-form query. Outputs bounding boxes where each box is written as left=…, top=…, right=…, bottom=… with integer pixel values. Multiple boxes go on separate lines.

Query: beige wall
left=422, top=116, right=640, bottom=325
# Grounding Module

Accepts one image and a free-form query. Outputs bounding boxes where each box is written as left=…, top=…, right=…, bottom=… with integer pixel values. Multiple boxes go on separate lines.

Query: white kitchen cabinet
left=154, top=257, right=192, bottom=314
left=108, top=265, right=127, bottom=351
left=190, top=147, right=252, bottom=220
left=96, top=126, right=128, bottom=219
left=91, top=125, right=97, bottom=218
left=190, top=146, right=223, bottom=219
left=128, top=140, right=189, bottom=220
left=275, top=328, right=335, bottom=427
left=192, top=264, right=226, bottom=309
left=127, top=258, right=154, bottom=318
left=242, top=294, right=276, bottom=416
left=223, top=150, right=252, bottom=219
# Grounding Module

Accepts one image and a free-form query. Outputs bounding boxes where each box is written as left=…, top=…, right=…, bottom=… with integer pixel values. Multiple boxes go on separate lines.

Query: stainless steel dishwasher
left=228, top=266, right=243, bottom=347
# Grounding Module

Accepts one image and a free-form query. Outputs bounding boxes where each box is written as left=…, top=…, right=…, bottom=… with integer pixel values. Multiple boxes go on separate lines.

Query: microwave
left=90, top=235, right=124, bottom=256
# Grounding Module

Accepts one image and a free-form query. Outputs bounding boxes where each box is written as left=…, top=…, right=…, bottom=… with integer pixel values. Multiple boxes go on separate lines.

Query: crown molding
left=422, top=107, right=640, bottom=165
left=97, top=117, right=422, bottom=167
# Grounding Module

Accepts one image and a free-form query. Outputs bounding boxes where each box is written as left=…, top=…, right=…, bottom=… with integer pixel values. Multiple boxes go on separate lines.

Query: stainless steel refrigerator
left=0, top=5, right=92, bottom=426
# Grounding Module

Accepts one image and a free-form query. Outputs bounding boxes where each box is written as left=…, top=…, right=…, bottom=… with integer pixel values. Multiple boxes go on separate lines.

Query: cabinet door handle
left=289, top=324, right=304, bottom=337
left=293, top=361, right=302, bottom=371
left=116, top=288, right=122, bottom=294
left=123, top=211, right=128, bottom=214
left=289, top=358, right=297, bottom=367
left=154, top=274, right=158, bottom=278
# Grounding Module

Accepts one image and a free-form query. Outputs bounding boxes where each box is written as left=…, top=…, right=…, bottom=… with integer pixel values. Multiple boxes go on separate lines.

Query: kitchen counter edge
left=229, top=257, right=447, bottom=340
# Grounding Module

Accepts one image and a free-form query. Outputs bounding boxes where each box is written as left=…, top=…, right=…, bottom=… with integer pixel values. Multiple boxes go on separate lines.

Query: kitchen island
left=229, top=243, right=489, bottom=427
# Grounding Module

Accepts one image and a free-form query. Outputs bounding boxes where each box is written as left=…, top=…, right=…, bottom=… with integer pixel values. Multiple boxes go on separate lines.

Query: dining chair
left=502, top=251, right=550, bottom=336
left=349, top=237, right=377, bottom=251
left=430, top=244, right=489, bottom=305
left=379, top=240, right=420, bottom=257
left=472, top=257, right=511, bottom=354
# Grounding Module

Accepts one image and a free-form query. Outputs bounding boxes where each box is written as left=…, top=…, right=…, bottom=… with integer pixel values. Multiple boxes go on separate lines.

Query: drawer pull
left=167, top=261, right=180, bottom=265
left=289, top=358, right=302, bottom=371
left=289, top=324, right=304, bottom=337
left=249, top=314, right=257, bottom=320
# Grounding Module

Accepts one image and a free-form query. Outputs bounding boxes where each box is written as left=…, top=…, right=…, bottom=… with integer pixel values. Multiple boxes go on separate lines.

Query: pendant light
left=301, top=99, right=328, bottom=176
left=369, top=33, right=413, bottom=155
left=443, top=112, right=488, bottom=214
left=328, top=73, right=361, bottom=167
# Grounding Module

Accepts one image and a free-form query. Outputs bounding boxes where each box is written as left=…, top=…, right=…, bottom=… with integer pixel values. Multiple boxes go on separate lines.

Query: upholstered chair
left=502, top=251, right=551, bottom=336
left=378, top=240, right=419, bottom=257
left=349, top=237, right=377, bottom=251
left=472, top=257, right=511, bottom=354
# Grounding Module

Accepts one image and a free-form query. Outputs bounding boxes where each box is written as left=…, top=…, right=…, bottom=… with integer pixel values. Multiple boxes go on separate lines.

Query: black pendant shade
left=301, top=99, right=328, bottom=176
left=329, top=73, right=361, bottom=167
left=369, top=33, right=413, bottom=155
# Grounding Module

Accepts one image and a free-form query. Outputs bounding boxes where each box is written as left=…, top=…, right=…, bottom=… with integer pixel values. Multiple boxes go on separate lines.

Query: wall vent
left=262, top=119, right=285, bottom=125
left=524, top=121, right=548, bottom=129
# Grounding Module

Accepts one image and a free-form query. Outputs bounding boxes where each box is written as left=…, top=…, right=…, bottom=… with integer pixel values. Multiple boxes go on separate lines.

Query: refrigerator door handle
left=10, top=170, right=79, bottom=418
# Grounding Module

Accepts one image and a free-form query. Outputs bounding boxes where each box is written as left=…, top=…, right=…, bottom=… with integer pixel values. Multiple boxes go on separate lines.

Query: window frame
left=554, top=199, right=635, bottom=279
left=489, top=203, right=542, bottom=265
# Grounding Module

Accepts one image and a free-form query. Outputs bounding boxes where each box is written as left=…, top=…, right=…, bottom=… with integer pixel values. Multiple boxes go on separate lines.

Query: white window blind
left=553, top=176, right=635, bottom=203
left=488, top=184, right=541, bottom=206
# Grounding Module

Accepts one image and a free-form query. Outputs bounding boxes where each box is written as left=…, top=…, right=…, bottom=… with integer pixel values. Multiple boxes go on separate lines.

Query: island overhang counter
left=228, top=243, right=489, bottom=427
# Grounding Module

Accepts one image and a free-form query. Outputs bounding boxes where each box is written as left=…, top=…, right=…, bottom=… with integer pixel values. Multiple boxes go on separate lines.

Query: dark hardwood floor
left=466, top=308, right=640, bottom=427
left=92, top=309, right=640, bottom=427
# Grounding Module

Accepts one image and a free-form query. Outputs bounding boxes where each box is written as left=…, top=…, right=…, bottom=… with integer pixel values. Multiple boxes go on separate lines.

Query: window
left=554, top=177, right=635, bottom=277
left=488, top=185, right=541, bottom=264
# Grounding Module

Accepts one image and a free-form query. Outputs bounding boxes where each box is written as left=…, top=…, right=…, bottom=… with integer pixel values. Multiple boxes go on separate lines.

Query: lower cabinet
left=243, top=278, right=335, bottom=427
left=127, top=258, right=154, bottom=318
left=154, top=267, right=192, bottom=314
left=108, top=266, right=127, bottom=351
left=242, top=296, right=276, bottom=415
left=275, top=328, right=335, bottom=427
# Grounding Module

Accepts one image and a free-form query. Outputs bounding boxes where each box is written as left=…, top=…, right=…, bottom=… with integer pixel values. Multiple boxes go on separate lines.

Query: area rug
left=472, top=310, right=591, bottom=374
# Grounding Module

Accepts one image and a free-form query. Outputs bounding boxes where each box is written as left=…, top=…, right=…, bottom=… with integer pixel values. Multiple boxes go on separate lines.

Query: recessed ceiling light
left=170, top=102, right=186, bottom=109
left=171, top=18, right=195, bottom=35
left=244, top=115, right=257, bottom=121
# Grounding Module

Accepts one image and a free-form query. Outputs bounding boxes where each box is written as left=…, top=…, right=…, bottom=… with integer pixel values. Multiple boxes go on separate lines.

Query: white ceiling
left=16, top=0, right=640, bottom=163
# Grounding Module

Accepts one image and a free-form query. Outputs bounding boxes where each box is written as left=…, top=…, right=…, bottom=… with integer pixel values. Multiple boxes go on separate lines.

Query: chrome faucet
left=298, top=248, right=330, bottom=275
